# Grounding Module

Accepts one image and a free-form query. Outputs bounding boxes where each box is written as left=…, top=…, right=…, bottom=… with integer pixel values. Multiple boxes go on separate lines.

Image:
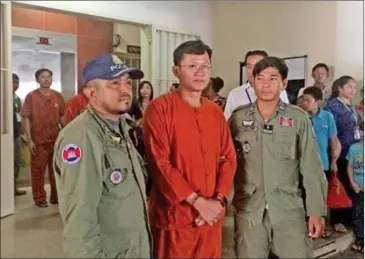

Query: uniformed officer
left=53, top=54, right=151, bottom=258
left=229, top=56, right=327, bottom=258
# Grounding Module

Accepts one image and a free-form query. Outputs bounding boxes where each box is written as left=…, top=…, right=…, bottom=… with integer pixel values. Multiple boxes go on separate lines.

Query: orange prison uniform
left=20, top=89, right=65, bottom=203
left=63, top=92, right=88, bottom=125
left=143, top=91, right=237, bottom=258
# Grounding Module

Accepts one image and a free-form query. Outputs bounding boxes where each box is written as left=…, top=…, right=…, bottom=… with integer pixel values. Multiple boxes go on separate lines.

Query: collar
left=87, top=105, right=130, bottom=136
left=174, top=89, right=208, bottom=111
left=247, top=100, right=286, bottom=116
left=241, top=82, right=251, bottom=90
left=309, top=108, right=325, bottom=119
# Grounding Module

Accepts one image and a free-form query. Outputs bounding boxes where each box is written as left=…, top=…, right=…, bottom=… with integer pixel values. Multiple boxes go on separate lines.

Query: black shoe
left=15, top=189, right=26, bottom=196
left=50, top=200, right=58, bottom=205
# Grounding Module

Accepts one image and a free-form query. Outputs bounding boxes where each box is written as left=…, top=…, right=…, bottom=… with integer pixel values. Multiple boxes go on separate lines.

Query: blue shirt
left=346, top=142, right=364, bottom=190
left=309, top=109, right=338, bottom=171
left=324, top=98, right=358, bottom=158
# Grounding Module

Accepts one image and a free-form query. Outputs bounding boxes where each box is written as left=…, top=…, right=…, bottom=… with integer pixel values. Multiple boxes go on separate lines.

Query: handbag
left=21, top=140, right=31, bottom=167
left=327, top=174, right=353, bottom=209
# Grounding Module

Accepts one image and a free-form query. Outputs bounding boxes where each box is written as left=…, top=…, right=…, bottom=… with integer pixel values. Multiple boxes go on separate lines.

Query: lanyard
left=337, top=98, right=357, bottom=123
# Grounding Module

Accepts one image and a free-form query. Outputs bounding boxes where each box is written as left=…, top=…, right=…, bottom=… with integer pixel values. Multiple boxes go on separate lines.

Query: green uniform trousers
left=234, top=210, right=313, bottom=258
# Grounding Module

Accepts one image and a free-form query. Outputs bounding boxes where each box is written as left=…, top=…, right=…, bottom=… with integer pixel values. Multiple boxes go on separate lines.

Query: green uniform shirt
left=229, top=101, right=327, bottom=225
left=53, top=107, right=152, bottom=258
left=13, top=93, right=22, bottom=138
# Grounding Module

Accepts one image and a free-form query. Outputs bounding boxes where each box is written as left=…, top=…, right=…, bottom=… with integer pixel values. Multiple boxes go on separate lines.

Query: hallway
left=1, top=186, right=63, bottom=258
left=0, top=186, right=235, bottom=258
left=0, top=187, right=360, bottom=258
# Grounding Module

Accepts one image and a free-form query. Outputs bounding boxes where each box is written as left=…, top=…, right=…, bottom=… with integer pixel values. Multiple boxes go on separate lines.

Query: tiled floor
left=1, top=186, right=362, bottom=258
left=0, top=186, right=236, bottom=258
left=1, top=185, right=63, bottom=258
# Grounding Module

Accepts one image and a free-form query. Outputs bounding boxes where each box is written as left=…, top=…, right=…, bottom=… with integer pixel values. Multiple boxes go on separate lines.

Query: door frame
left=1, top=0, right=14, bottom=218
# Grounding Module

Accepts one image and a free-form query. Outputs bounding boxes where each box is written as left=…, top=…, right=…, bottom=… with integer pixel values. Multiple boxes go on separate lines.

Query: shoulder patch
left=62, top=144, right=82, bottom=165
left=231, top=103, right=253, bottom=114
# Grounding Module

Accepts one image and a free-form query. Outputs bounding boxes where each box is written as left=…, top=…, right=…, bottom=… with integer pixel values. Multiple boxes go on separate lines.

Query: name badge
left=263, top=124, right=274, bottom=134
left=354, top=127, right=361, bottom=140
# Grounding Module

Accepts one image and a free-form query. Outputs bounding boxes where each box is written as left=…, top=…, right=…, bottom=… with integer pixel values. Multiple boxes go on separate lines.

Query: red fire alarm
left=37, top=37, right=51, bottom=45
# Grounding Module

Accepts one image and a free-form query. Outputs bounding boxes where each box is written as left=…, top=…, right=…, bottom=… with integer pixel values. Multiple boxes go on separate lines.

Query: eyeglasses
left=179, top=64, right=212, bottom=72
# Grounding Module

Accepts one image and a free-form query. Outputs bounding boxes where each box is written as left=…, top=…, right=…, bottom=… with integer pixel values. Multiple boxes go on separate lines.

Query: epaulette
left=231, top=103, right=253, bottom=115
left=287, top=103, right=307, bottom=115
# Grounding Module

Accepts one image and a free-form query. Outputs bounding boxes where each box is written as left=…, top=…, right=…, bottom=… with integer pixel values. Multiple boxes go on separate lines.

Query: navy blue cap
left=83, top=54, right=144, bottom=84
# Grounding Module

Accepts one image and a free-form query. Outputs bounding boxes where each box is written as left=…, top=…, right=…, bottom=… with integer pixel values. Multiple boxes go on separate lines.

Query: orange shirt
left=20, top=89, right=65, bottom=145
left=143, top=91, right=237, bottom=230
left=63, top=92, right=88, bottom=125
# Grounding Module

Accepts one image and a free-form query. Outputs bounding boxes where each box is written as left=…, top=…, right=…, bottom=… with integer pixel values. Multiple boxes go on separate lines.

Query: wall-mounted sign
left=127, top=45, right=141, bottom=55
left=37, top=37, right=51, bottom=45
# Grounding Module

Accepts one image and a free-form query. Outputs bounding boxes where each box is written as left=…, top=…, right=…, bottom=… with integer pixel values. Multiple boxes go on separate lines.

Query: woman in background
left=129, top=80, right=154, bottom=157
left=324, top=76, right=358, bottom=233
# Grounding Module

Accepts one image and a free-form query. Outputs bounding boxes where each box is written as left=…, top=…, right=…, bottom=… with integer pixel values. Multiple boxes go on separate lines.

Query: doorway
left=11, top=30, right=77, bottom=189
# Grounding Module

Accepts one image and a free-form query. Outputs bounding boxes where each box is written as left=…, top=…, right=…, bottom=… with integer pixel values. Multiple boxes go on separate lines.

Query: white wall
left=334, top=1, right=363, bottom=87
left=211, top=1, right=364, bottom=98
left=114, top=22, right=141, bottom=47
left=15, top=1, right=213, bottom=46
left=212, top=1, right=338, bottom=97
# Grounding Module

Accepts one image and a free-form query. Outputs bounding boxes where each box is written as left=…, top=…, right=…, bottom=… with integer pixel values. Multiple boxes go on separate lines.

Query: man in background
left=13, top=73, right=26, bottom=196
left=300, top=86, right=341, bottom=238
left=21, top=68, right=65, bottom=208
left=224, top=50, right=289, bottom=120
left=62, top=87, right=88, bottom=126
left=297, top=63, right=331, bottom=106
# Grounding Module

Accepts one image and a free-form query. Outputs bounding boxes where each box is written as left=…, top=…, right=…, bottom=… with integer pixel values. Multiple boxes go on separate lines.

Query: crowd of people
left=12, top=39, right=363, bottom=258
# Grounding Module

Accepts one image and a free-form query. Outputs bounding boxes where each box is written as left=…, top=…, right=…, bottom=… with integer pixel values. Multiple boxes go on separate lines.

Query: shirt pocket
left=103, top=144, right=137, bottom=199
left=276, top=129, right=297, bottom=160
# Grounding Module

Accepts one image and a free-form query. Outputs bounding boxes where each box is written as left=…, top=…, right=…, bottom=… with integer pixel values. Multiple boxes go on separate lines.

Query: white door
left=1, top=1, right=14, bottom=218
left=142, top=26, right=200, bottom=96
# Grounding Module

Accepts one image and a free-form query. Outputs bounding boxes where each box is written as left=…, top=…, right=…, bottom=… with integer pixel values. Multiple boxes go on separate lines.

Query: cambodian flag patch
left=279, top=116, right=294, bottom=127
left=62, top=144, right=81, bottom=165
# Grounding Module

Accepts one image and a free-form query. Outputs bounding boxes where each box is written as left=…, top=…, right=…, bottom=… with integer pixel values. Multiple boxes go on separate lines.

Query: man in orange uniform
left=143, top=39, right=237, bottom=258
left=63, top=89, right=88, bottom=125
left=21, top=68, right=65, bottom=207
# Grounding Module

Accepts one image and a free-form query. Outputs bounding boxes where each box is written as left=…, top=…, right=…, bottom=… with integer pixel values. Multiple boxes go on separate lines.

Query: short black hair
left=303, top=86, right=323, bottom=101
left=312, top=63, right=329, bottom=73
left=35, top=68, right=53, bottom=79
left=253, top=56, right=288, bottom=80
left=173, top=39, right=212, bottom=65
left=244, top=50, right=268, bottom=64
left=12, top=73, right=19, bottom=80
left=211, top=77, right=224, bottom=93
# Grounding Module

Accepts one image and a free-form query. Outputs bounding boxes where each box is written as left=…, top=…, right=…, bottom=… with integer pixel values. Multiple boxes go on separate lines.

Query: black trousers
left=353, top=191, right=364, bottom=240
